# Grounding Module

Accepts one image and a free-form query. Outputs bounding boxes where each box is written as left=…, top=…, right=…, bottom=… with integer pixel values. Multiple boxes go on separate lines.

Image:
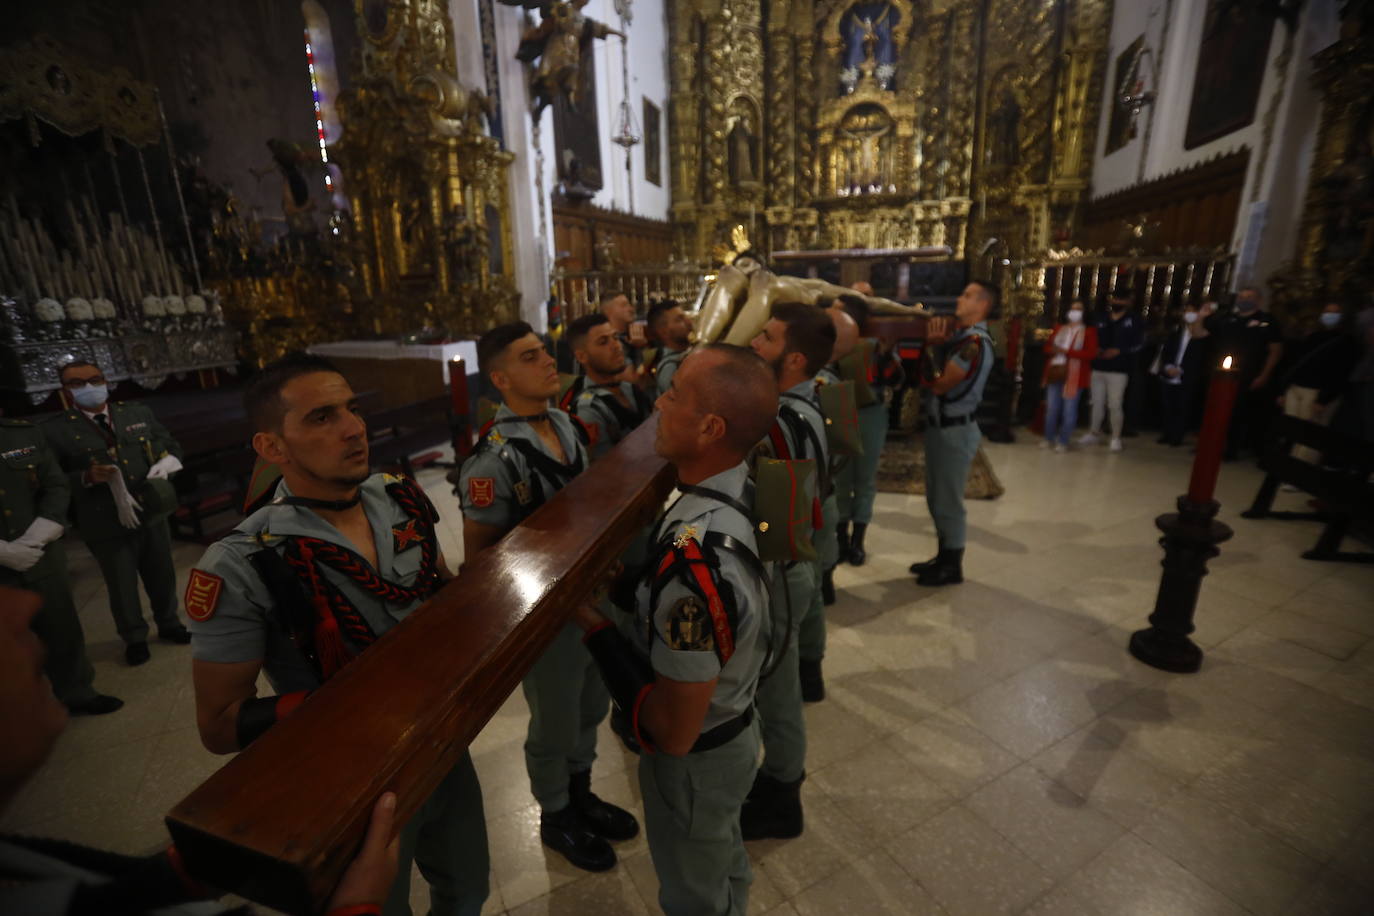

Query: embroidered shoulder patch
left=393, top=519, right=424, bottom=552
left=185, top=569, right=223, bottom=622
left=468, top=477, right=495, bottom=508
left=666, top=596, right=715, bottom=653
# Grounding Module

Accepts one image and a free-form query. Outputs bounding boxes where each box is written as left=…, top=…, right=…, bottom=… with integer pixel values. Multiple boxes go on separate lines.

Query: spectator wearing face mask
left=1150, top=302, right=1210, bottom=446
left=1080, top=287, right=1145, bottom=452
left=1039, top=301, right=1098, bottom=452
left=1275, top=302, right=1361, bottom=463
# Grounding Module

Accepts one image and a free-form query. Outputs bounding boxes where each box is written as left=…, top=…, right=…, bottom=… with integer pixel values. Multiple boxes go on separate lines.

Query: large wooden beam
left=166, top=419, right=675, bottom=915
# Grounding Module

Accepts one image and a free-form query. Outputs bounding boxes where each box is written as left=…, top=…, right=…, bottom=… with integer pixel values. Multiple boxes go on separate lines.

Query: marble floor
left=4, top=433, right=1373, bottom=915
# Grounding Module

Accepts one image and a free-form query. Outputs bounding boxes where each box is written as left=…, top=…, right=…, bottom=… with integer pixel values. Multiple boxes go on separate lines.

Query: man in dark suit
left=1152, top=302, right=1210, bottom=446
left=41, top=360, right=191, bottom=666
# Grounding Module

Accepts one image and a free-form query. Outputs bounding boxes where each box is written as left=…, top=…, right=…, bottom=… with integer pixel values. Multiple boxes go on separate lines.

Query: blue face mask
left=1320, top=312, right=1342, bottom=329
left=71, top=384, right=109, bottom=410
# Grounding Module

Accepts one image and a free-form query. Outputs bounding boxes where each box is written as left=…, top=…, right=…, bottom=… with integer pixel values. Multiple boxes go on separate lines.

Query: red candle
left=1187, top=355, right=1240, bottom=505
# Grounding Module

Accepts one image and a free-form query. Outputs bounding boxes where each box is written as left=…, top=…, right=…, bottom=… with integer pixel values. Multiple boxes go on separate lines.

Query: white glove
left=146, top=454, right=184, bottom=480
left=0, top=539, right=44, bottom=572
left=16, top=517, right=64, bottom=549
left=109, top=468, right=143, bottom=529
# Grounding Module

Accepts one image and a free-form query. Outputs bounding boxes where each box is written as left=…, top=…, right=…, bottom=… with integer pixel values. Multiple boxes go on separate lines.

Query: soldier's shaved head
left=690, top=345, right=779, bottom=455
left=829, top=306, right=860, bottom=362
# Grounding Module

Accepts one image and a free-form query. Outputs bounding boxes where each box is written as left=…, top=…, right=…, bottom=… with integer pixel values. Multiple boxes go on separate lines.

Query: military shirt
left=0, top=420, right=69, bottom=584
left=41, top=401, right=183, bottom=540
left=654, top=347, right=689, bottom=398
left=458, top=404, right=589, bottom=532
left=633, top=462, right=769, bottom=731
left=569, top=380, right=653, bottom=459
left=188, top=474, right=437, bottom=694
left=928, top=322, right=994, bottom=419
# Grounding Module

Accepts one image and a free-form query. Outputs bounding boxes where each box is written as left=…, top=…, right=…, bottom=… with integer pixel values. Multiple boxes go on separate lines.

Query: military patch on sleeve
left=393, top=519, right=424, bottom=552
left=666, top=596, right=715, bottom=653
left=185, top=569, right=223, bottom=622
left=513, top=479, right=533, bottom=505
left=958, top=338, right=982, bottom=362
left=468, top=477, right=495, bottom=508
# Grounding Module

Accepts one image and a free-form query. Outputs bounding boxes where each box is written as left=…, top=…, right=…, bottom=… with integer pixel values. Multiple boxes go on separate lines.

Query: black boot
left=848, top=523, right=868, bottom=566
left=569, top=770, right=639, bottom=841
left=821, top=567, right=836, bottom=606
left=740, top=771, right=805, bottom=841
left=609, top=705, right=641, bottom=755
left=540, top=803, right=617, bottom=872
left=836, top=522, right=851, bottom=563
left=908, top=543, right=944, bottom=575
left=916, top=548, right=964, bottom=586
left=799, top=658, right=825, bottom=703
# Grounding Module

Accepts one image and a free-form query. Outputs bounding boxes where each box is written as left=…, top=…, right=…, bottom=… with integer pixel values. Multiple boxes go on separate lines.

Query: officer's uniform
left=0, top=420, right=99, bottom=707
left=923, top=322, right=994, bottom=550
left=457, top=404, right=606, bottom=815
left=754, top=376, right=831, bottom=780
left=654, top=347, right=689, bottom=398
left=834, top=340, right=901, bottom=526
left=630, top=462, right=769, bottom=916
left=569, top=380, right=653, bottom=460
left=188, top=473, right=488, bottom=916
left=41, top=402, right=185, bottom=645
left=1209, top=308, right=1284, bottom=458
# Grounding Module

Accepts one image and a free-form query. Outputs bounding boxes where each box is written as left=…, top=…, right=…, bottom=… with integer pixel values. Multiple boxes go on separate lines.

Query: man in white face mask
left=41, top=360, right=190, bottom=666
left=1151, top=302, right=1210, bottom=446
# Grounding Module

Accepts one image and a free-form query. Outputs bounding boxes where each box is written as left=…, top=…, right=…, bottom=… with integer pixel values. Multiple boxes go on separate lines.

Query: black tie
left=93, top=413, right=115, bottom=443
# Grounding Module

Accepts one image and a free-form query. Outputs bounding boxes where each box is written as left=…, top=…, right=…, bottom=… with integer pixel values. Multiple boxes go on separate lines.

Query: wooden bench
left=366, top=394, right=456, bottom=478
left=1240, top=414, right=1374, bottom=564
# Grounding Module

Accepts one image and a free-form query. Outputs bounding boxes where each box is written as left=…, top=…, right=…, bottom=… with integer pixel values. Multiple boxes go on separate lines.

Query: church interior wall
left=1090, top=0, right=1341, bottom=288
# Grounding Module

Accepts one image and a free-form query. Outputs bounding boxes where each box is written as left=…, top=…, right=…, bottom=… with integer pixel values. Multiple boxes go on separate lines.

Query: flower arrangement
left=92, top=298, right=117, bottom=319
left=164, top=295, right=187, bottom=316
left=185, top=294, right=207, bottom=315
left=142, top=295, right=167, bottom=317
left=65, top=297, right=94, bottom=321
left=34, top=298, right=65, bottom=322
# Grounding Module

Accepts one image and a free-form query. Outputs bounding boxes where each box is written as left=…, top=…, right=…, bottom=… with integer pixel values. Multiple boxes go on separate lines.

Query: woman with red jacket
left=1041, top=300, right=1099, bottom=452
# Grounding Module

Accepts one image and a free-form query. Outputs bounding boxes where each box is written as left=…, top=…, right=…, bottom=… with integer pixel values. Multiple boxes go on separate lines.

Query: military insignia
left=489, top=430, right=505, bottom=446
left=514, top=480, right=533, bottom=505
left=1, top=446, right=35, bottom=460
left=393, top=519, right=424, bottom=552
left=125, top=421, right=148, bottom=433
left=468, top=477, right=495, bottom=508
left=673, top=525, right=699, bottom=549
left=184, top=569, right=223, bottom=622
left=666, top=596, right=715, bottom=652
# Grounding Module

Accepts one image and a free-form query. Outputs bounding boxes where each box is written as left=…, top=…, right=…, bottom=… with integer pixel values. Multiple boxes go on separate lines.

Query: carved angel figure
left=499, top=0, right=623, bottom=116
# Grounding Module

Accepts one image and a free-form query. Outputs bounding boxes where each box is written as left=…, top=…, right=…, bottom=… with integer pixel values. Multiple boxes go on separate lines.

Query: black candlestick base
left=1129, top=496, right=1234, bottom=674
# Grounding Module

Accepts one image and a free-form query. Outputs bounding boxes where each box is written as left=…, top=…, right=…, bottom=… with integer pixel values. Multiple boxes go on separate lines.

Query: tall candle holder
left=1129, top=356, right=1239, bottom=673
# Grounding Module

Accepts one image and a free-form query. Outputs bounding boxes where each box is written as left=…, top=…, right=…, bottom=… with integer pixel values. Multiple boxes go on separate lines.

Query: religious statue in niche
left=836, top=103, right=895, bottom=195
left=986, top=88, right=1021, bottom=168
left=727, top=101, right=761, bottom=187
left=501, top=0, right=624, bottom=117
left=840, top=3, right=900, bottom=94
left=250, top=139, right=319, bottom=239
left=396, top=170, right=436, bottom=275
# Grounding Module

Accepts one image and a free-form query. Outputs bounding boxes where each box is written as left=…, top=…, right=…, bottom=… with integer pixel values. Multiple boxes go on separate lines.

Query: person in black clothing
left=1206, top=286, right=1284, bottom=460
left=1081, top=287, right=1145, bottom=451
left=0, top=586, right=401, bottom=915
left=1150, top=301, right=1210, bottom=446
left=1276, top=302, right=1361, bottom=463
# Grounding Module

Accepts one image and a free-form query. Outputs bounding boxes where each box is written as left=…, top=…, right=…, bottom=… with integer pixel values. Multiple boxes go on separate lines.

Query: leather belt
left=931, top=414, right=973, bottom=428
left=690, top=706, right=754, bottom=754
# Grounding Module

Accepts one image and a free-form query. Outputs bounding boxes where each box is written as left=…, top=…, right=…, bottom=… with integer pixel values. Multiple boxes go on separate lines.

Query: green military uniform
left=654, top=347, right=689, bottom=398
left=568, top=379, right=653, bottom=460
left=41, top=402, right=185, bottom=645
left=0, top=420, right=99, bottom=706
left=797, top=373, right=838, bottom=663
left=457, top=404, right=606, bottom=814
left=630, top=462, right=770, bottom=916
left=754, top=377, right=830, bottom=781
left=923, top=323, right=994, bottom=550
left=834, top=340, right=901, bottom=527
left=188, top=473, right=488, bottom=916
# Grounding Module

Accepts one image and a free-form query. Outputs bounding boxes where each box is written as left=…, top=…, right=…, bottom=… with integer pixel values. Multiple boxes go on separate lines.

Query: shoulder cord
left=937, top=330, right=992, bottom=408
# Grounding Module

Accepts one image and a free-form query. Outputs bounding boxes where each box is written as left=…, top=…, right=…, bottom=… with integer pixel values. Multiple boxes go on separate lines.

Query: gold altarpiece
left=334, top=0, right=518, bottom=337
left=666, top=0, right=1111, bottom=314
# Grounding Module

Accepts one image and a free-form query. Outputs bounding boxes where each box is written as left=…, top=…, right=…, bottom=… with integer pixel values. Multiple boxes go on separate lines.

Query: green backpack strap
left=817, top=379, right=864, bottom=459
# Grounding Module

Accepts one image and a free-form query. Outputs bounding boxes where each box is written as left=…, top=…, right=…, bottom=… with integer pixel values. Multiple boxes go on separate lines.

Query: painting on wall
left=1184, top=0, right=1276, bottom=151
left=643, top=98, right=661, bottom=187
left=1105, top=35, right=1144, bottom=156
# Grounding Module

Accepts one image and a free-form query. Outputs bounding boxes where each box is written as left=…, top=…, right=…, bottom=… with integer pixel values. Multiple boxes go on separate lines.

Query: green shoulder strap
left=817, top=379, right=863, bottom=459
